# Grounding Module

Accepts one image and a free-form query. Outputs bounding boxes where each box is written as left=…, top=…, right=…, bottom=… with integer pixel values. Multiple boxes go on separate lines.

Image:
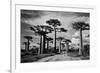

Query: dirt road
left=38, top=54, right=81, bottom=62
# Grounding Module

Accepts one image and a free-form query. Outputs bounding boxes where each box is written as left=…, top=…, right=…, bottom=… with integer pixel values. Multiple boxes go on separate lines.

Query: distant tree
left=83, top=44, right=90, bottom=56
left=57, top=37, right=65, bottom=53
left=72, top=22, right=89, bottom=55
left=56, top=27, right=67, bottom=53
left=64, top=39, right=71, bottom=52
left=46, top=19, right=61, bottom=52
left=23, top=42, right=28, bottom=51
left=24, top=36, right=33, bottom=52
left=30, top=26, right=43, bottom=54
left=56, top=28, right=67, bottom=32
left=46, top=36, right=53, bottom=50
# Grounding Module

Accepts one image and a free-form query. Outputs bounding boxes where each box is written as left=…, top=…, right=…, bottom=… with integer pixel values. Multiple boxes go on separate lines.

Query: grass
left=67, top=51, right=90, bottom=60
left=21, top=53, right=55, bottom=63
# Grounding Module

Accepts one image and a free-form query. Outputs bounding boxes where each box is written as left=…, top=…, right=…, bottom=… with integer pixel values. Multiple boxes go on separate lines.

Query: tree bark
left=47, top=40, right=49, bottom=50
left=54, top=27, right=56, bottom=53
left=39, top=35, right=42, bottom=54
left=27, top=40, right=30, bottom=52
left=43, top=34, right=46, bottom=53
left=25, top=43, right=27, bottom=52
left=79, top=28, right=83, bottom=55
left=59, top=40, right=61, bottom=53
left=66, top=42, right=69, bottom=53
left=41, top=35, right=44, bottom=54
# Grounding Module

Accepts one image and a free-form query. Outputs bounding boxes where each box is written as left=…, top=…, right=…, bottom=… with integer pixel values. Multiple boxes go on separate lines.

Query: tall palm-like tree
left=57, top=37, right=65, bottom=53
left=30, top=25, right=53, bottom=54
left=72, top=22, right=89, bottom=55
left=24, top=36, right=33, bottom=52
left=46, top=19, right=62, bottom=52
left=64, top=39, right=71, bottom=52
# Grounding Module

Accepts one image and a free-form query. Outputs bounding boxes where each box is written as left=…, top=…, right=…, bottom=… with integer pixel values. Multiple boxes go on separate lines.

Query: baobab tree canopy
left=64, top=39, right=71, bottom=43
left=57, top=37, right=65, bottom=41
left=46, top=36, right=53, bottom=41
left=24, top=36, right=33, bottom=40
left=60, top=28, right=68, bottom=32
left=46, top=19, right=61, bottom=27
left=56, top=28, right=68, bottom=32
left=72, top=22, right=89, bottom=30
left=30, top=25, right=53, bottom=35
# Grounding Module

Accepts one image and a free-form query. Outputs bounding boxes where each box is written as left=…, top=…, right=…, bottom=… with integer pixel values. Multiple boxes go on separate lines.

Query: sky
left=21, top=9, right=90, bottom=49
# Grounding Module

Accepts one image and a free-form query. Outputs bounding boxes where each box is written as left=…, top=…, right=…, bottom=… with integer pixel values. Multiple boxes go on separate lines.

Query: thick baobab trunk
left=54, top=27, right=56, bottom=53
left=27, top=40, right=30, bottom=52
left=65, top=42, right=69, bottom=53
left=59, top=40, right=61, bottom=53
left=79, top=28, right=83, bottom=55
left=25, top=43, right=28, bottom=52
left=42, top=34, right=46, bottom=53
left=39, top=35, right=42, bottom=54
left=41, top=36, right=44, bottom=54
left=47, top=40, right=49, bottom=50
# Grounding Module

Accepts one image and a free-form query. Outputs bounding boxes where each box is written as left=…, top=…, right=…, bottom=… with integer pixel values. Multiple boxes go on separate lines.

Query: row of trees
left=23, top=19, right=89, bottom=56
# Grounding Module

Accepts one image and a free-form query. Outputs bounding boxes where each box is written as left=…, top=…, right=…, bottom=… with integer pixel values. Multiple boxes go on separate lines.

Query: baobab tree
left=24, top=36, right=33, bottom=52
left=63, top=39, right=71, bottom=53
left=23, top=42, right=28, bottom=51
left=56, top=27, right=67, bottom=53
left=45, top=36, right=53, bottom=50
left=30, top=25, right=53, bottom=54
left=30, top=26, right=44, bottom=54
left=72, top=22, right=89, bottom=55
left=46, top=19, right=61, bottom=52
left=36, top=42, right=41, bottom=54
left=57, top=37, right=65, bottom=53
left=39, top=25, right=53, bottom=53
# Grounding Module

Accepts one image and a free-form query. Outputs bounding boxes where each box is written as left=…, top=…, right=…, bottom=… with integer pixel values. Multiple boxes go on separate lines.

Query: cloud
left=21, top=9, right=46, bottom=19
left=75, top=12, right=90, bottom=17
left=24, top=12, right=89, bottom=39
left=71, top=38, right=80, bottom=44
left=21, top=10, right=90, bottom=49
left=71, top=30, right=89, bottom=45
left=71, top=16, right=89, bottom=24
